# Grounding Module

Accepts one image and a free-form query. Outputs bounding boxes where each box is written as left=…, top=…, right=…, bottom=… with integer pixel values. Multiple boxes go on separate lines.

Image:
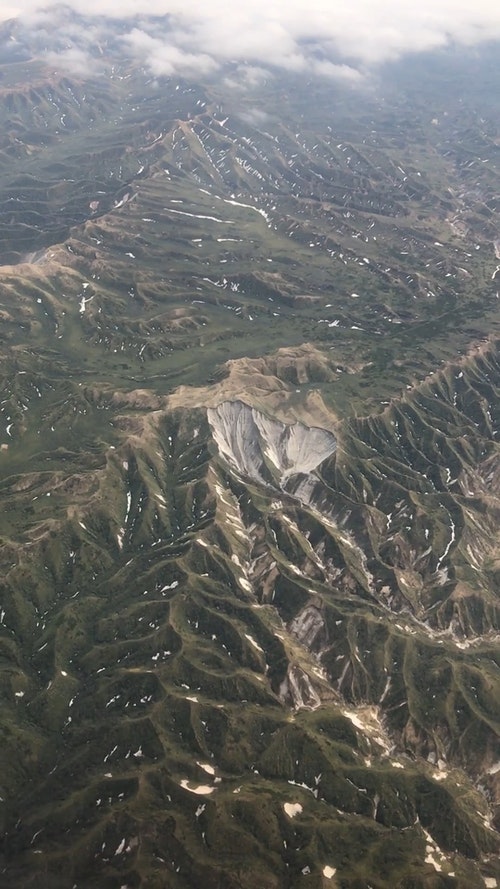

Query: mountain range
left=1, top=12, right=500, bottom=888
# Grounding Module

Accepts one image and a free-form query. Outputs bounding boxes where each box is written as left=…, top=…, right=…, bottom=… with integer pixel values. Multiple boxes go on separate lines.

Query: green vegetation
left=1, top=17, right=500, bottom=889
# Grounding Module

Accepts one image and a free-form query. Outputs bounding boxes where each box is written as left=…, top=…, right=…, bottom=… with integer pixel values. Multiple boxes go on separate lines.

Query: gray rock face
left=289, top=604, right=328, bottom=651
left=207, top=400, right=336, bottom=486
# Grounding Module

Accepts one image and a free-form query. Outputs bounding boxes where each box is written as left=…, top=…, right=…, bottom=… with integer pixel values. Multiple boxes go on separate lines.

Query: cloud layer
left=3, top=0, right=500, bottom=79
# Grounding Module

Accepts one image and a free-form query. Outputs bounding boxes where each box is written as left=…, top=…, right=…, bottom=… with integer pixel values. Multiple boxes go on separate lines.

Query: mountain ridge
left=1, top=16, right=500, bottom=887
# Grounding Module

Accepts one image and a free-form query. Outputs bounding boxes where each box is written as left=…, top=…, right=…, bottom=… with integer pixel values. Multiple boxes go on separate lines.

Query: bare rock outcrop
left=207, top=400, right=336, bottom=487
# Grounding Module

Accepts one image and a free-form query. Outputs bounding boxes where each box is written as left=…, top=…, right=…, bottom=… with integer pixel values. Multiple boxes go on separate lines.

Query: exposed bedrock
left=207, top=400, right=336, bottom=486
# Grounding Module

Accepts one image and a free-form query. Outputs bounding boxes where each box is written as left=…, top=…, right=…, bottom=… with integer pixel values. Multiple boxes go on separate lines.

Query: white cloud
left=122, top=28, right=218, bottom=77
left=238, top=108, right=270, bottom=127
left=45, top=46, right=96, bottom=76
left=3, top=0, right=500, bottom=78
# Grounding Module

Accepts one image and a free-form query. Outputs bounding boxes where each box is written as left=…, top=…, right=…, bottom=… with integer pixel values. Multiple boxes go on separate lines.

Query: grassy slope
left=1, top=38, right=500, bottom=888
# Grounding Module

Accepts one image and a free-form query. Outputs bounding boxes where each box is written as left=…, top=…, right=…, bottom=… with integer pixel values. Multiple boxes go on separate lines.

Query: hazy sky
left=2, top=0, right=500, bottom=79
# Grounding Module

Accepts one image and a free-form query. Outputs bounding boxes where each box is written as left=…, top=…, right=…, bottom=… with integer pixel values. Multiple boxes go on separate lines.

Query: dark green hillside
left=1, top=15, right=500, bottom=888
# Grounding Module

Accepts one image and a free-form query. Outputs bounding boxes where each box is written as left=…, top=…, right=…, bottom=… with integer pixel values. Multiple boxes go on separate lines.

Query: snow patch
left=244, top=633, right=264, bottom=653
left=283, top=802, right=302, bottom=818
left=180, top=781, right=215, bottom=795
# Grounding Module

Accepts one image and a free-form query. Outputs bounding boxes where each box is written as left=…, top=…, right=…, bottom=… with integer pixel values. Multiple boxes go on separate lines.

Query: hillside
left=1, top=14, right=500, bottom=889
